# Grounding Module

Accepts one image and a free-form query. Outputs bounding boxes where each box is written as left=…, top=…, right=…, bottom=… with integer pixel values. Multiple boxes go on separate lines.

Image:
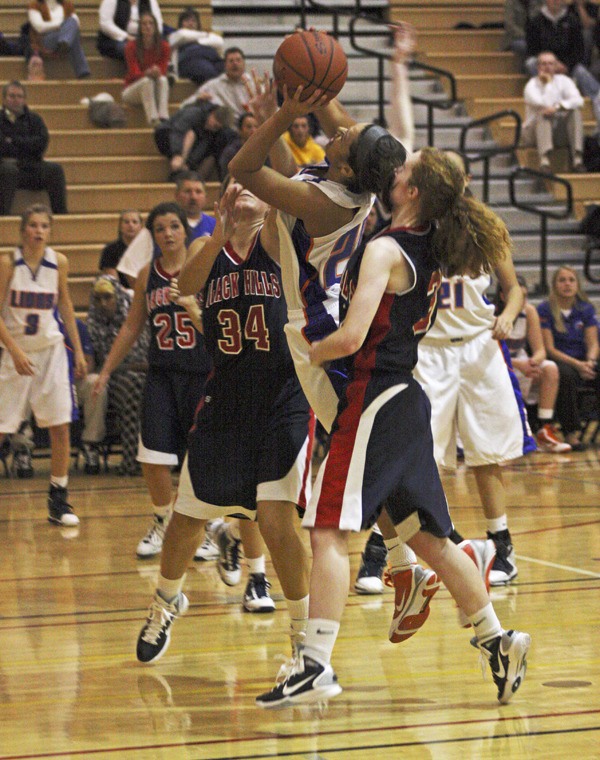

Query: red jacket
left=124, top=39, right=170, bottom=85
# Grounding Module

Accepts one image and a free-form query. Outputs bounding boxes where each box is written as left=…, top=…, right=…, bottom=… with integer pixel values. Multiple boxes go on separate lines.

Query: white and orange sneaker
left=535, top=423, right=572, bottom=453
left=385, top=565, right=440, bottom=643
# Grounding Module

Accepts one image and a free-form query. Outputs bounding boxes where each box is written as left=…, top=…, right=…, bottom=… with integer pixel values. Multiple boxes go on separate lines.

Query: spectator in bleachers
left=122, top=11, right=170, bottom=126
left=168, top=7, right=224, bottom=85
left=27, top=0, right=91, bottom=79
left=0, top=80, right=68, bottom=215
left=537, top=265, right=600, bottom=450
left=86, top=274, right=149, bottom=474
left=156, top=102, right=236, bottom=181
left=179, top=46, right=255, bottom=119
left=496, top=274, right=572, bottom=452
left=283, top=115, right=326, bottom=167
left=99, top=209, right=143, bottom=288
left=525, top=0, right=600, bottom=127
left=117, top=171, right=215, bottom=286
left=218, top=111, right=258, bottom=178
left=97, top=0, right=164, bottom=62
left=521, top=51, right=586, bottom=171
left=504, top=0, right=544, bottom=69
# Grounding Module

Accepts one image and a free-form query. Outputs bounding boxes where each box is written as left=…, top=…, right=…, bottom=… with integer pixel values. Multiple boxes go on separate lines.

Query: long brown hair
left=548, top=265, right=590, bottom=333
left=409, top=147, right=511, bottom=277
left=136, top=12, right=162, bottom=67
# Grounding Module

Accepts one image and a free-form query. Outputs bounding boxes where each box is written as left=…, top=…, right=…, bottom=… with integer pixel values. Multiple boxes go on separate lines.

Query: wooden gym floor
left=0, top=446, right=599, bottom=759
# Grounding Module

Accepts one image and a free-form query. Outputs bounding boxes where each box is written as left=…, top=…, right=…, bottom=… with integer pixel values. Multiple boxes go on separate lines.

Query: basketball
left=273, top=30, right=348, bottom=102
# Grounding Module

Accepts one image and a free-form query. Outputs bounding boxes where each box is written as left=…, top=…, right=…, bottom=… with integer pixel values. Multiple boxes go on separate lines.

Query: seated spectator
left=86, top=275, right=149, bottom=474
left=117, top=171, right=215, bottom=286
left=521, top=51, right=586, bottom=172
left=122, top=11, right=170, bottom=126
left=155, top=102, right=236, bottom=180
left=179, top=46, right=255, bottom=119
left=27, top=0, right=91, bottom=79
left=218, top=111, right=258, bottom=177
left=282, top=115, right=326, bottom=167
left=0, top=80, right=68, bottom=215
left=496, top=274, right=572, bottom=452
left=504, top=0, right=544, bottom=67
left=538, top=265, right=600, bottom=450
left=99, top=209, right=143, bottom=288
left=168, top=7, right=224, bottom=85
left=97, top=0, right=164, bottom=62
left=525, top=0, right=600, bottom=128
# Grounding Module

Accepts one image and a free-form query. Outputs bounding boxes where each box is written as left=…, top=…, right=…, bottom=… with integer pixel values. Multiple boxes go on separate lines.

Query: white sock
left=246, top=555, right=265, bottom=575
left=386, top=537, right=416, bottom=571
left=469, top=602, right=502, bottom=643
left=487, top=515, right=508, bottom=534
left=538, top=408, right=553, bottom=421
left=50, top=475, right=68, bottom=489
left=371, top=523, right=383, bottom=537
left=153, top=504, right=170, bottom=519
left=229, top=520, right=241, bottom=541
left=157, top=573, right=185, bottom=603
left=303, top=618, right=340, bottom=664
left=287, top=595, right=309, bottom=638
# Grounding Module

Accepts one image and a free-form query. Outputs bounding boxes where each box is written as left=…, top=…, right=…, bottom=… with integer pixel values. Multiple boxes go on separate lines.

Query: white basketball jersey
left=421, top=274, right=495, bottom=345
left=1, top=247, right=63, bottom=352
left=276, top=167, right=373, bottom=318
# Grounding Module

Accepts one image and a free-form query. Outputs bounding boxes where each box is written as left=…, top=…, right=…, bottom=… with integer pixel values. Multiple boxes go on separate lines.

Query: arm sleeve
left=99, top=0, right=128, bottom=41
left=117, top=229, right=153, bottom=279
left=13, top=112, right=49, bottom=160
left=28, top=4, right=63, bottom=33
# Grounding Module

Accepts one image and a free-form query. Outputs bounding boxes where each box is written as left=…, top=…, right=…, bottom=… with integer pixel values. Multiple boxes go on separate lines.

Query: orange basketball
left=273, top=30, right=348, bottom=102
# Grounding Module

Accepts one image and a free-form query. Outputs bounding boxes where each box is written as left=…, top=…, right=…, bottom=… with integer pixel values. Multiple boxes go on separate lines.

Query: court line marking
left=515, top=554, right=600, bottom=578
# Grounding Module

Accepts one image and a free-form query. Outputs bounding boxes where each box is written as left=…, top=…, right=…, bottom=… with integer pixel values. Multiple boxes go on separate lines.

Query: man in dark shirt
left=0, top=80, right=68, bottom=215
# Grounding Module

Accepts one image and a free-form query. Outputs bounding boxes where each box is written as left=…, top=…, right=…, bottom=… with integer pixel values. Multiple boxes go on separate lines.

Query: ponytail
left=411, top=148, right=511, bottom=276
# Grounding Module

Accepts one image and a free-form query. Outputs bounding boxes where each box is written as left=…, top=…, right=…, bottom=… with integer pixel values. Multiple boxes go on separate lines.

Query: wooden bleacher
left=0, top=1, right=215, bottom=312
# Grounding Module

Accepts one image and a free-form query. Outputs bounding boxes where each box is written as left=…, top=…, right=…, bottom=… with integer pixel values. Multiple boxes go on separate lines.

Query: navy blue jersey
left=202, top=232, right=295, bottom=382
left=339, top=225, right=441, bottom=379
left=145, top=259, right=210, bottom=373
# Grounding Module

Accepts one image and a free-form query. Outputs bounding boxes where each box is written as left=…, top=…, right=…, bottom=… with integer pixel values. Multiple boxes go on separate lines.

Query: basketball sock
left=229, top=520, right=241, bottom=541
left=287, top=595, right=309, bottom=637
left=386, top=537, right=416, bottom=571
left=487, top=515, right=508, bottom=535
left=152, top=504, right=170, bottom=519
left=469, top=602, right=502, bottom=644
left=303, top=618, right=340, bottom=665
left=538, top=408, right=553, bottom=422
left=371, top=523, right=383, bottom=537
left=246, top=555, right=266, bottom=575
left=50, top=475, right=68, bottom=489
left=157, top=573, right=185, bottom=604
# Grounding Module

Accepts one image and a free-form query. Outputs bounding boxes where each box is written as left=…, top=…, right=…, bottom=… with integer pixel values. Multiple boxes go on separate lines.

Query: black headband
left=355, top=124, right=390, bottom=168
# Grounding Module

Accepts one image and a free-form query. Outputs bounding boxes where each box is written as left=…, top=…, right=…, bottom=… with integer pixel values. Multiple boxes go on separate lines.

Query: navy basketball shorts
left=138, top=366, right=207, bottom=466
left=179, top=373, right=312, bottom=517
left=304, top=375, right=453, bottom=541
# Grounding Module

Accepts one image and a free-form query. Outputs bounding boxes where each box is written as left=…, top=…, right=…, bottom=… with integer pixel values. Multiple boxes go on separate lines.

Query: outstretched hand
left=391, top=22, right=416, bottom=64
left=246, top=70, right=278, bottom=125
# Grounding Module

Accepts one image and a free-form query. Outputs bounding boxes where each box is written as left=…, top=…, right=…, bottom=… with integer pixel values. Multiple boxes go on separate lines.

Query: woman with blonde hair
left=257, top=146, right=531, bottom=709
left=537, top=265, right=600, bottom=450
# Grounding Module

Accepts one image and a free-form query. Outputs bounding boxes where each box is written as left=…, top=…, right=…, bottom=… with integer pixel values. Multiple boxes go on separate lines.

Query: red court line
left=1, top=708, right=598, bottom=759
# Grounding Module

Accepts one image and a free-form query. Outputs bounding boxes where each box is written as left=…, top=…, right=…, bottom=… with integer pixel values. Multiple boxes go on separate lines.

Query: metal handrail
left=509, top=166, right=573, bottom=295
left=459, top=109, right=521, bottom=204
left=584, top=238, right=600, bottom=284
left=348, top=14, right=458, bottom=134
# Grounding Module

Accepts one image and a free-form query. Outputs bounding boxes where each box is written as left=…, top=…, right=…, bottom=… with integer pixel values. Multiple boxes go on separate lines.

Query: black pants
left=555, top=359, right=600, bottom=435
left=0, top=159, right=68, bottom=215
